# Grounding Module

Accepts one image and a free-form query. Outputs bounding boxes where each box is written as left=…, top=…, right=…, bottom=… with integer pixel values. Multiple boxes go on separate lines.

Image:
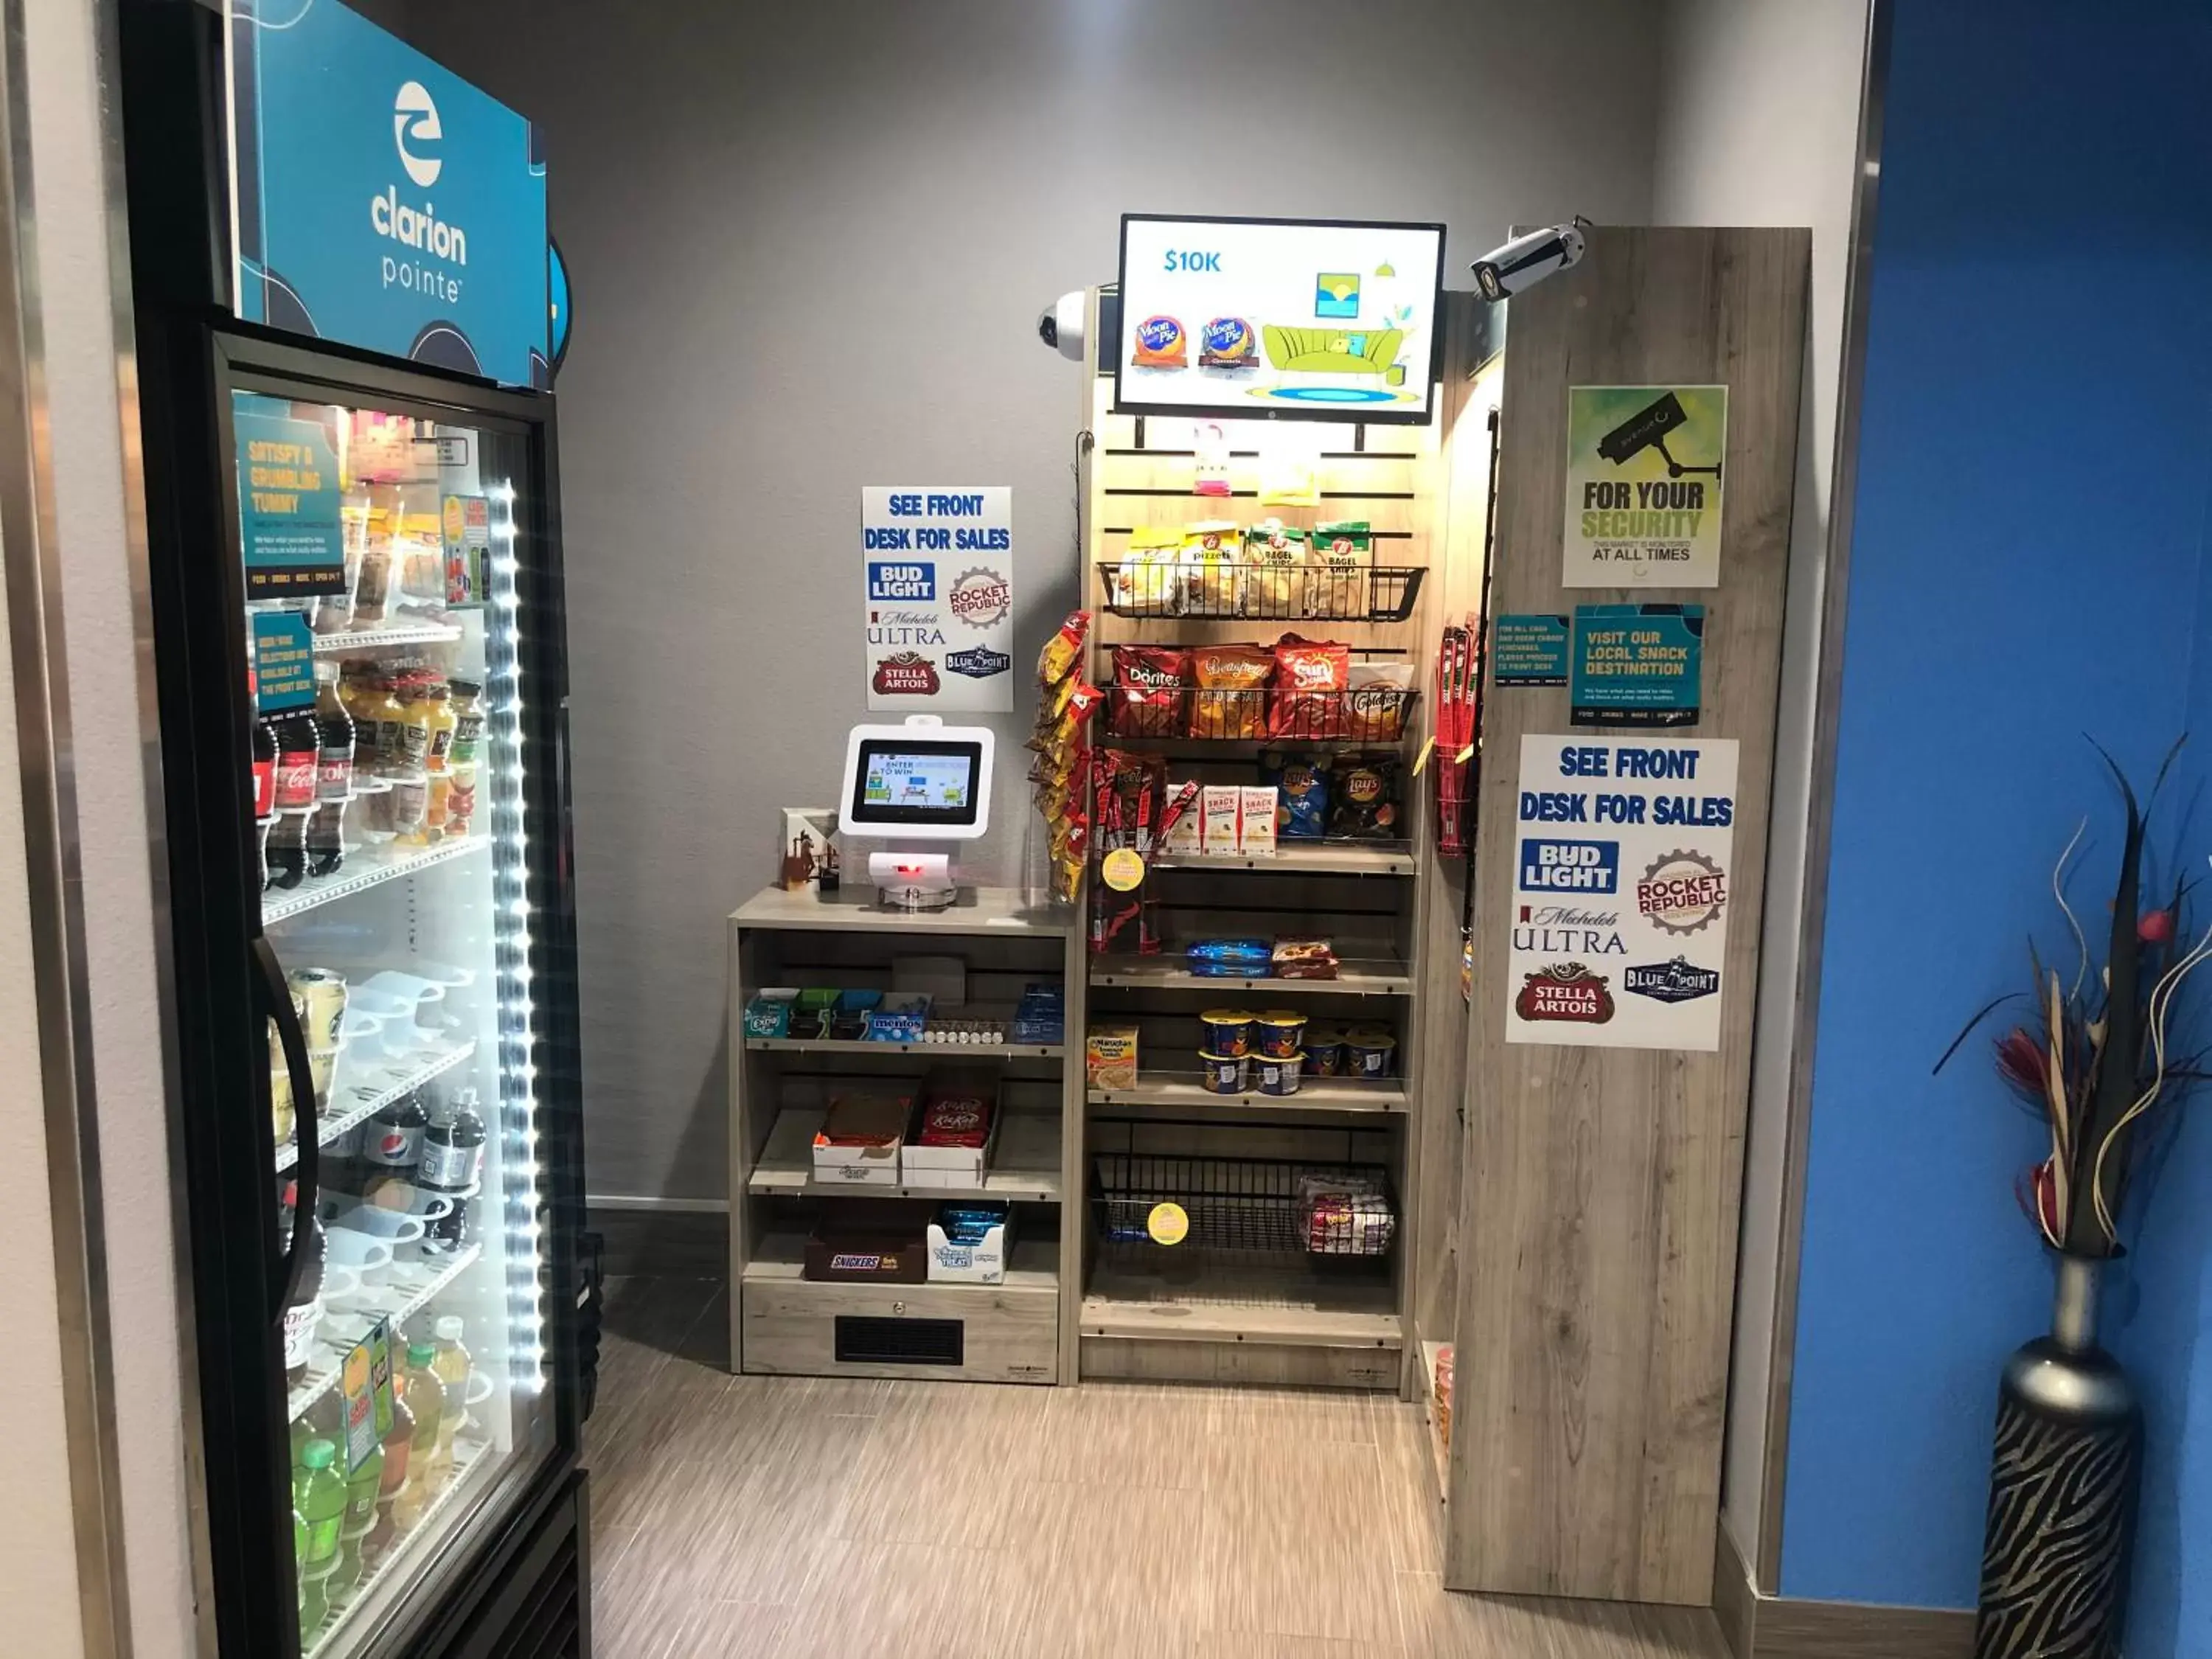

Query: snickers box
left=804, top=1199, right=928, bottom=1283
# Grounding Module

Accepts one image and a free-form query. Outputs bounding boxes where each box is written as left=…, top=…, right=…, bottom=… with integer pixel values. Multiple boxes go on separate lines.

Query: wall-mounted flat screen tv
left=1113, top=214, right=1448, bottom=425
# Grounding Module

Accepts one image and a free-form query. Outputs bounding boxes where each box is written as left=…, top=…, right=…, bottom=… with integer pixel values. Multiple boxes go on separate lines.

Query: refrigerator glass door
left=240, top=386, right=556, bottom=1657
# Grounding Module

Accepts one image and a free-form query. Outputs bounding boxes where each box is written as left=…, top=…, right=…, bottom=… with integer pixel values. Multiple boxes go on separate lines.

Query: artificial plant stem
left=2052, top=1253, right=2102, bottom=1353
left=2068, top=807, right=2145, bottom=1254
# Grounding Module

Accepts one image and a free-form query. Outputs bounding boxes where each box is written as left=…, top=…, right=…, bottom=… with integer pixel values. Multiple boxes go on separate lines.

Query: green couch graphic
left=1260, top=325, right=1407, bottom=386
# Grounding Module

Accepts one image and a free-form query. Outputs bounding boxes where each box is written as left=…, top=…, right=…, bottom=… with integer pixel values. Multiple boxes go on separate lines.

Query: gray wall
left=1647, top=0, right=1870, bottom=1583
left=393, top=0, right=1669, bottom=1203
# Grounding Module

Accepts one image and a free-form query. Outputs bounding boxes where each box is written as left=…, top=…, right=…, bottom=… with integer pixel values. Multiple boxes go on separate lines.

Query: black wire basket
left=1106, top=684, right=1417, bottom=744
left=1091, top=1154, right=1397, bottom=1256
left=1098, top=558, right=1425, bottom=623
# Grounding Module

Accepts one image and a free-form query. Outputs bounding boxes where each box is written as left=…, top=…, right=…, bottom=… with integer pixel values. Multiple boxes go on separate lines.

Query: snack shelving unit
left=726, top=886, right=1086, bottom=1384
left=1068, top=330, right=1456, bottom=1395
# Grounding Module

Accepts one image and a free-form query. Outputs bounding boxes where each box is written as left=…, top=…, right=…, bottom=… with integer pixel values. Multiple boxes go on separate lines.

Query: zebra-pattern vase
left=1972, top=1328, right=2141, bottom=1659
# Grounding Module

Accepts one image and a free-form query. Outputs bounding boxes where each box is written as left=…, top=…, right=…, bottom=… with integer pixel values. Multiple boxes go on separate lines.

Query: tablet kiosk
left=837, top=716, right=995, bottom=911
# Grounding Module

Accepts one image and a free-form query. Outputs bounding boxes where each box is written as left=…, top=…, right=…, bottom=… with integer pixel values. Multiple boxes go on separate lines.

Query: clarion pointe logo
left=393, top=80, right=442, bottom=187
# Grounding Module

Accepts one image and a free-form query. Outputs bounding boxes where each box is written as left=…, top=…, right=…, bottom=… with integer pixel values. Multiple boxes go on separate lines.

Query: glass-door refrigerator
left=118, top=13, right=589, bottom=1654
left=143, top=333, right=588, bottom=1656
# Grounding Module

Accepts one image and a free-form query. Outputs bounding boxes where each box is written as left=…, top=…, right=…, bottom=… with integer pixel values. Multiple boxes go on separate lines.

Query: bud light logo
left=868, top=562, right=936, bottom=602
left=1519, top=838, right=1619, bottom=894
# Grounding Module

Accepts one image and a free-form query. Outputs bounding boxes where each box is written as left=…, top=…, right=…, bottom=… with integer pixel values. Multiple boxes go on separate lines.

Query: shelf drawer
left=740, top=1268, right=1058, bottom=1385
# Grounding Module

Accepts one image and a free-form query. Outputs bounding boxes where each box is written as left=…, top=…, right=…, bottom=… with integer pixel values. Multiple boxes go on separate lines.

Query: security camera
left=1470, top=218, right=1589, bottom=302
left=1036, top=290, right=1087, bottom=361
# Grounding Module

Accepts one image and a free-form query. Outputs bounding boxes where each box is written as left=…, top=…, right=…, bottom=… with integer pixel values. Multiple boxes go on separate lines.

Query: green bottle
left=294, top=1438, right=347, bottom=1569
left=293, top=1507, right=308, bottom=1609
left=299, top=1561, right=329, bottom=1643
left=327, top=1436, right=383, bottom=1599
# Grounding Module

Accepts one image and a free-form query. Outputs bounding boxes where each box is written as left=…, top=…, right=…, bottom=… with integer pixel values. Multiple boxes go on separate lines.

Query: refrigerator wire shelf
left=288, top=1242, right=482, bottom=1422
left=276, top=1038, right=478, bottom=1172
left=308, top=616, right=465, bottom=654
left=262, top=833, right=490, bottom=925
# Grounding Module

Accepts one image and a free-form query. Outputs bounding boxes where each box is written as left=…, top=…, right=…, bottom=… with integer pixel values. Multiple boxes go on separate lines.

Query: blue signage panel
left=1570, top=603, right=1704, bottom=728
left=1492, top=613, right=1570, bottom=687
left=231, top=0, right=548, bottom=387
left=234, top=405, right=344, bottom=597
left=252, top=611, right=317, bottom=712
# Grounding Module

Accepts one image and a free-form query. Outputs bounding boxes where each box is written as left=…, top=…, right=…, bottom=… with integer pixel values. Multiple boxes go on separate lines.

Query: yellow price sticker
left=1411, top=735, right=1436, bottom=776
left=1101, top=847, right=1147, bottom=892
left=1147, top=1201, right=1190, bottom=1246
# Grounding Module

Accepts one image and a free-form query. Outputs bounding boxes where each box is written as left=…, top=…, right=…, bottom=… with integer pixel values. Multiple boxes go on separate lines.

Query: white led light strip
left=484, top=478, right=549, bottom=1394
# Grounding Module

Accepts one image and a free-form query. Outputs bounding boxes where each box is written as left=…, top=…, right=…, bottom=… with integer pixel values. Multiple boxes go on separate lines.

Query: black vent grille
left=487, top=1530, right=580, bottom=1659
left=835, top=1315, right=964, bottom=1366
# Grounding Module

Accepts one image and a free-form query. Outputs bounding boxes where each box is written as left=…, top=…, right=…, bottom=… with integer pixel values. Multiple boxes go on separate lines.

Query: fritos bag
left=1189, top=644, right=1273, bottom=740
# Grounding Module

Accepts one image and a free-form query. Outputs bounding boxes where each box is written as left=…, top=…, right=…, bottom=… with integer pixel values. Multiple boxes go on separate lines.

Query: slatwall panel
left=1077, top=373, right=1454, bottom=1391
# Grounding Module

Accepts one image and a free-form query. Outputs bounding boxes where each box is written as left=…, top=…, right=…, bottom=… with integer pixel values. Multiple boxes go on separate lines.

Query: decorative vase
left=1973, top=1254, right=2142, bottom=1659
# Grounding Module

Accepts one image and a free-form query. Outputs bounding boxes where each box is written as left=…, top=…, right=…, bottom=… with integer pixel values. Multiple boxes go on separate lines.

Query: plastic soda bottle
left=390, top=1343, right=443, bottom=1533
left=429, top=1315, right=473, bottom=1479
left=327, top=1432, right=383, bottom=1601
left=294, top=1438, right=347, bottom=1572
left=364, top=1384, right=414, bottom=1571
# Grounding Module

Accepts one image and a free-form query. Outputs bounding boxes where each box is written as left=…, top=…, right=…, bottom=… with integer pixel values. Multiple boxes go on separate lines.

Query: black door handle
left=251, top=936, right=319, bottom=1320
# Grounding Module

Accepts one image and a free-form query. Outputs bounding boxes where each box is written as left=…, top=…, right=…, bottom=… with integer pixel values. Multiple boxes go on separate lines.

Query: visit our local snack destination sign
left=860, top=488, right=1014, bottom=713
left=1506, top=733, right=1739, bottom=1052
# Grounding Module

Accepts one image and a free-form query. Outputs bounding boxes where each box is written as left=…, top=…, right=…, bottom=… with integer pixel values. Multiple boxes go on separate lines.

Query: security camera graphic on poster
left=1563, top=384, right=1729, bottom=588
left=1597, top=392, right=1721, bottom=484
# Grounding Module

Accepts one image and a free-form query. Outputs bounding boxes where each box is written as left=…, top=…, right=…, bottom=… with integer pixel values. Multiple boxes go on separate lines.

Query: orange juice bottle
left=422, top=681, right=457, bottom=773
left=365, top=672, right=409, bottom=778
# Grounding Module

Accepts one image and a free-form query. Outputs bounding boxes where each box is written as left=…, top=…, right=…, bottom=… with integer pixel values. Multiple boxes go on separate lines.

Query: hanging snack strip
left=1029, top=611, right=1096, bottom=902
left=1433, top=616, right=1478, bottom=857
left=1088, top=750, right=1164, bottom=955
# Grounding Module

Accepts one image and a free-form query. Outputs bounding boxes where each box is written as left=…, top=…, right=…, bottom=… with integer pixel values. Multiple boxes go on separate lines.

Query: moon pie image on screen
left=1116, top=215, right=1446, bottom=425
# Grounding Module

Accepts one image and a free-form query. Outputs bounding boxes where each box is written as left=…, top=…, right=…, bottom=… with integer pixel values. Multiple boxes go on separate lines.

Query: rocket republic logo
left=1514, top=961, right=1615, bottom=1025
left=872, top=653, right=940, bottom=696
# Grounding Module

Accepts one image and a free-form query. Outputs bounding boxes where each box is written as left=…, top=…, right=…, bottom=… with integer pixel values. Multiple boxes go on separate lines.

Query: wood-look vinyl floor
left=586, top=1277, right=1731, bottom=1659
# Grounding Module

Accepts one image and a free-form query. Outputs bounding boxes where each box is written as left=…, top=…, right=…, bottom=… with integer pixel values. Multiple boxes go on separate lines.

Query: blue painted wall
left=1780, top=0, right=2212, bottom=1638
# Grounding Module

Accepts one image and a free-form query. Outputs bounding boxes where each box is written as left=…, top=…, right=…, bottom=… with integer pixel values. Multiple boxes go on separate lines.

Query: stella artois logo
left=1515, top=961, right=1615, bottom=1025
left=872, top=653, right=940, bottom=696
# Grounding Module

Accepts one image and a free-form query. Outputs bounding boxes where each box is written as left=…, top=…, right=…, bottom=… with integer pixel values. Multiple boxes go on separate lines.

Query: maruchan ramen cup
left=1343, top=1029, right=1397, bottom=1079
left=1199, top=1009, right=1257, bottom=1059
left=1198, top=1051, right=1249, bottom=1094
left=1254, top=1051, right=1305, bottom=1097
left=1255, top=1011, right=1307, bottom=1060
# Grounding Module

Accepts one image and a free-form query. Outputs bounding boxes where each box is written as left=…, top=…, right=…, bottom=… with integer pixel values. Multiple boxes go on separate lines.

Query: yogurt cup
left=1343, top=1029, right=1397, bottom=1079
left=1198, top=1009, right=1258, bottom=1059
left=1255, top=1010, right=1307, bottom=1060
left=1254, top=1050, right=1304, bottom=1096
left=1197, top=1050, right=1249, bottom=1094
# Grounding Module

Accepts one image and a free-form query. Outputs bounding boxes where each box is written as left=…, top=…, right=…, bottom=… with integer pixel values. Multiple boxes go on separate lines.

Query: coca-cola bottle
left=278, top=1178, right=327, bottom=1387
left=305, top=663, right=355, bottom=877
left=250, top=667, right=277, bottom=819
